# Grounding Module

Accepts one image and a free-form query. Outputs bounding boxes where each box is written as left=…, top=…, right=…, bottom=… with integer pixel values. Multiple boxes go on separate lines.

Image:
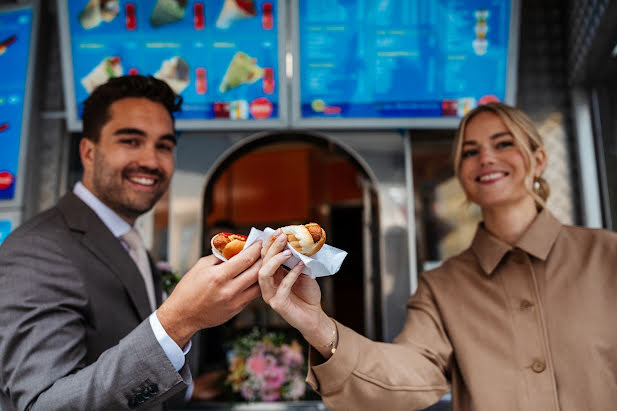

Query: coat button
left=520, top=300, right=534, bottom=311
left=148, top=383, right=159, bottom=394
left=532, top=360, right=546, bottom=373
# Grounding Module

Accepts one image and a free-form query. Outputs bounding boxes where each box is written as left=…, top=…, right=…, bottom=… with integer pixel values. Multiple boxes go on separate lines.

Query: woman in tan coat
left=258, top=103, right=617, bottom=411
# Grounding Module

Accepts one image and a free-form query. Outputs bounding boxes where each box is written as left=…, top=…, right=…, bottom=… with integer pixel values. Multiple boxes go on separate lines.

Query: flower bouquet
left=226, top=328, right=307, bottom=402
left=156, top=261, right=181, bottom=298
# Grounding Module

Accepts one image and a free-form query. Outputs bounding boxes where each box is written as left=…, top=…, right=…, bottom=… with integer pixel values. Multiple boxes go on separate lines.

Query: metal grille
left=517, top=0, right=577, bottom=224
left=568, top=0, right=612, bottom=83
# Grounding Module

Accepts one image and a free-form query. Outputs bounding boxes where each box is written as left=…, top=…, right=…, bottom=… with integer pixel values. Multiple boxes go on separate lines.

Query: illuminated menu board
left=0, top=6, right=33, bottom=201
left=0, top=219, right=12, bottom=245
left=60, top=0, right=282, bottom=130
left=295, top=0, right=516, bottom=126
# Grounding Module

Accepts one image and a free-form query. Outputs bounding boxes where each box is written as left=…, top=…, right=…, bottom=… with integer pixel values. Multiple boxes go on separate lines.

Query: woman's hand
left=259, top=230, right=336, bottom=355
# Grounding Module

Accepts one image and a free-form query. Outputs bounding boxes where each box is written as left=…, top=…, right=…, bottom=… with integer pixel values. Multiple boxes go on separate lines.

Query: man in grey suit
left=0, top=75, right=262, bottom=410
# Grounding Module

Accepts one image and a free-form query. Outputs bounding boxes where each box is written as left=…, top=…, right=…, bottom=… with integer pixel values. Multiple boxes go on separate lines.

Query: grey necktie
left=121, top=228, right=156, bottom=311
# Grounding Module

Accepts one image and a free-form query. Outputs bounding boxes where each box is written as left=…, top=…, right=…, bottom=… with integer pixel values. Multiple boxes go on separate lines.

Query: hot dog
left=211, top=232, right=247, bottom=259
left=280, top=222, right=326, bottom=257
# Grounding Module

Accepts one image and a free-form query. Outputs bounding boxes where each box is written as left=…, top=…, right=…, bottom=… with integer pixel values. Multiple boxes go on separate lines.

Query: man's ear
left=79, top=137, right=95, bottom=170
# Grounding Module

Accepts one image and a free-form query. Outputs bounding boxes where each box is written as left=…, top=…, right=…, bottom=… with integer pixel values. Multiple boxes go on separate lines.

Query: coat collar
left=470, top=208, right=562, bottom=276
left=57, top=193, right=155, bottom=319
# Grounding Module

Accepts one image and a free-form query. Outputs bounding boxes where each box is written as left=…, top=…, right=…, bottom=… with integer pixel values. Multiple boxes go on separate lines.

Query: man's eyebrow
left=113, top=127, right=146, bottom=137
left=161, top=134, right=177, bottom=145
left=463, top=131, right=512, bottom=145
left=113, top=128, right=177, bottom=144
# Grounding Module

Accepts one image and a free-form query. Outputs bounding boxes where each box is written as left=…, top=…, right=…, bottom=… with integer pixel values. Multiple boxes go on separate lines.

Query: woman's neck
left=481, top=198, right=540, bottom=245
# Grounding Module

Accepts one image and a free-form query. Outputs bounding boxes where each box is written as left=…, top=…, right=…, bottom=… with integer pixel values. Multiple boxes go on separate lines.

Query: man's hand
left=156, top=242, right=262, bottom=348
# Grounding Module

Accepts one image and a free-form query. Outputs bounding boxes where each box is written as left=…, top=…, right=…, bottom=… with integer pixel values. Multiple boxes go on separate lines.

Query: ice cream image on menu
left=150, top=0, right=187, bottom=28
left=154, top=56, right=190, bottom=94
left=78, top=0, right=120, bottom=30
left=81, top=56, right=123, bottom=94
left=472, top=9, right=489, bottom=56
left=216, top=0, right=257, bottom=29
left=218, top=51, right=264, bottom=93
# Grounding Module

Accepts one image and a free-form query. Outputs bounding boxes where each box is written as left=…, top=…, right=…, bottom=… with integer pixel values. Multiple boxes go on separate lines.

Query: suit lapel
left=149, top=255, right=163, bottom=306
left=58, top=193, right=153, bottom=320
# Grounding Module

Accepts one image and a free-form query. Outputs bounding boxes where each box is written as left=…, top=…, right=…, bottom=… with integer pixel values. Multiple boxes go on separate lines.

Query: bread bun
left=212, top=233, right=247, bottom=259
left=280, top=222, right=326, bottom=256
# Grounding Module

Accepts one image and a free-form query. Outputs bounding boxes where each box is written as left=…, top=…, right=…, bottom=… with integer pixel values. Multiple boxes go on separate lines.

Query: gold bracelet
left=320, top=319, right=338, bottom=355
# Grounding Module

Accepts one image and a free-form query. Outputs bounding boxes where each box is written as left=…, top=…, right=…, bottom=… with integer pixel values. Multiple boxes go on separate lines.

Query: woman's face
left=458, top=111, right=545, bottom=210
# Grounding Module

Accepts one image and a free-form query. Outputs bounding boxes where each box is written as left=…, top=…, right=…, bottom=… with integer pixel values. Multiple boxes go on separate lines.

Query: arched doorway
left=200, top=131, right=382, bottom=341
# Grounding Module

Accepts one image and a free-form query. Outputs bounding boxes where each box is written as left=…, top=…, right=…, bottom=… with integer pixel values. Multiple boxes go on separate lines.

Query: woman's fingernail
left=283, top=250, right=292, bottom=256
left=297, top=262, right=305, bottom=268
left=273, top=228, right=281, bottom=236
left=278, top=233, right=286, bottom=242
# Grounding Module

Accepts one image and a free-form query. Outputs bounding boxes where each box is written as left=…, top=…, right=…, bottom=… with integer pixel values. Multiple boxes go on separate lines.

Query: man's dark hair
left=81, top=75, right=183, bottom=142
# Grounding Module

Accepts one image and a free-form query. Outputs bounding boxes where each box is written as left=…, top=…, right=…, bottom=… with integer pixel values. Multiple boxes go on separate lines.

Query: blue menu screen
left=0, top=7, right=32, bottom=201
left=299, top=0, right=511, bottom=119
left=0, top=219, right=12, bottom=245
left=66, top=0, right=279, bottom=122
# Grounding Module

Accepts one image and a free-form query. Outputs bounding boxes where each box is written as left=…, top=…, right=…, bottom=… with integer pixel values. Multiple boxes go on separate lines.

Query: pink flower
left=264, top=354, right=277, bottom=367
left=281, top=345, right=304, bottom=368
left=156, top=261, right=173, bottom=272
left=263, top=365, right=286, bottom=390
left=260, top=387, right=281, bottom=402
left=241, top=385, right=255, bottom=400
left=247, top=354, right=267, bottom=376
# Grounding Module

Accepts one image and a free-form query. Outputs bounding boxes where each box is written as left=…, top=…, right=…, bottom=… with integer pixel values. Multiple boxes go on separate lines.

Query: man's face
left=80, top=97, right=176, bottom=224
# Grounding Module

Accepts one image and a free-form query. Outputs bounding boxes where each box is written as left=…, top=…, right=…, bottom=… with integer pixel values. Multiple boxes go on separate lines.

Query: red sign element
left=125, top=4, right=136, bottom=30
left=441, top=100, right=457, bottom=116
left=196, top=67, right=207, bottom=94
left=128, top=68, right=139, bottom=75
left=194, top=3, right=205, bottom=30
left=214, top=102, right=230, bottom=118
left=323, top=106, right=341, bottom=115
left=250, top=97, right=273, bottom=119
left=0, top=171, right=14, bottom=190
left=263, top=68, right=274, bottom=94
left=0, top=123, right=8, bottom=133
left=262, top=3, right=273, bottom=30
left=478, top=94, right=500, bottom=105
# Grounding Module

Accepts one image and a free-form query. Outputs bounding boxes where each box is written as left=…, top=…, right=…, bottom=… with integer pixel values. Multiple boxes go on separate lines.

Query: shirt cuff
left=185, top=381, right=194, bottom=402
left=149, top=311, right=192, bottom=371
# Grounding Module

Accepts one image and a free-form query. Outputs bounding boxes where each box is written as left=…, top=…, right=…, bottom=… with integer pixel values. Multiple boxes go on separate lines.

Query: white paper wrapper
left=211, top=227, right=347, bottom=279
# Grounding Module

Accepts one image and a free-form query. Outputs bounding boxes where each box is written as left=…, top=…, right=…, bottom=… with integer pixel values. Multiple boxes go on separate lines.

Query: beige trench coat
left=307, top=209, right=617, bottom=411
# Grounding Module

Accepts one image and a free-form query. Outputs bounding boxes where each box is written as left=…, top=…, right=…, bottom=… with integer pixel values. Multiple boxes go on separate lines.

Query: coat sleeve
left=0, top=229, right=191, bottom=410
left=306, top=275, right=452, bottom=411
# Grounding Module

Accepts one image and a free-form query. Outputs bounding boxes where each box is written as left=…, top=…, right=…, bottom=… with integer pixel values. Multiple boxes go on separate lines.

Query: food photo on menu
left=67, top=0, right=278, bottom=122
left=78, top=0, right=120, bottom=30
left=0, top=35, right=17, bottom=56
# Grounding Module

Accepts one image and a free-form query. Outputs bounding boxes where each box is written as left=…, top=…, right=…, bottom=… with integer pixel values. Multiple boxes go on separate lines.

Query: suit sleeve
left=0, top=230, right=191, bottom=410
left=306, top=275, right=452, bottom=411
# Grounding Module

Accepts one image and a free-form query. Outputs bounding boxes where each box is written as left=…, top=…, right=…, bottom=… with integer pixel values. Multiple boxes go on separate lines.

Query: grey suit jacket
left=0, top=193, right=191, bottom=410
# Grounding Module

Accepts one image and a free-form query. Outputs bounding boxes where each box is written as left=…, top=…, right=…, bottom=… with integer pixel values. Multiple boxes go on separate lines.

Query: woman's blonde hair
left=452, top=102, right=550, bottom=205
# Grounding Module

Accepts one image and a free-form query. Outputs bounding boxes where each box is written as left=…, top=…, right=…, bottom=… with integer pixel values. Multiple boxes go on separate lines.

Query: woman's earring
left=533, top=177, right=541, bottom=191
